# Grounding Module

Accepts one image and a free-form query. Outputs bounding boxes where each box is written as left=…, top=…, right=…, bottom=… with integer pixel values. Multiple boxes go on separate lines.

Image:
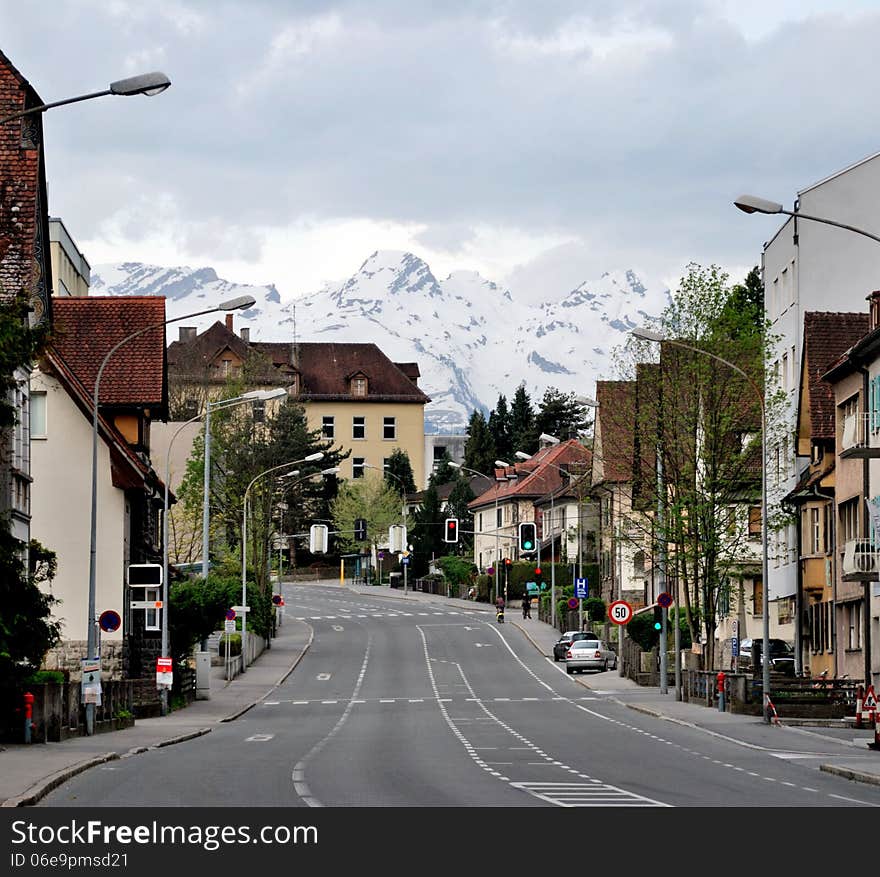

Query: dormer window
left=351, top=375, right=368, bottom=397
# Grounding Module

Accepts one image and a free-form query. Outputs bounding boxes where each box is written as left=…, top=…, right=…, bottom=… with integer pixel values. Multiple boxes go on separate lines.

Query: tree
left=430, top=451, right=456, bottom=488
left=609, top=263, right=780, bottom=670
left=409, top=482, right=445, bottom=576
left=463, top=409, right=496, bottom=475
left=445, top=473, right=476, bottom=553
left=509, top=384, right=537, bottom=455
left=330, top=473, right=403, bottom=554
left=535, top=387, right=592, bottom=440
left=488, top=394, right=512, bottom=460
left=384, top=448, right=416, bottom=496
left=0, top=533, right=60, bottom=687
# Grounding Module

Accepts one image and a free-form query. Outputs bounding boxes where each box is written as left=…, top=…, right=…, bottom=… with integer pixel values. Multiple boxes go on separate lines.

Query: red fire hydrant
left=23, top=691, right=34, bottom=744
left=716, top=671, right=726, bottom=712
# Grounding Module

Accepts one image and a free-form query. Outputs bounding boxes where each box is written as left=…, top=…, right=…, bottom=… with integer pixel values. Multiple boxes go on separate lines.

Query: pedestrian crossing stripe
left=510, top=782, right=668, bottom=808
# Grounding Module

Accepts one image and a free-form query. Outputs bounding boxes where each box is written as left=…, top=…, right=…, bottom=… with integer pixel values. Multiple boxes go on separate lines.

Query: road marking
left=246, top=734, right=274, bottom=742
left=263, top=701, right=280, bottom=705
left=316, top=673, right=331, bottom=680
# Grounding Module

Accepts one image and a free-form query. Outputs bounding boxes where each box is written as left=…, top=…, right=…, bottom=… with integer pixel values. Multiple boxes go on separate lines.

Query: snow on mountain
left=90, top=253, right=670, bottom=432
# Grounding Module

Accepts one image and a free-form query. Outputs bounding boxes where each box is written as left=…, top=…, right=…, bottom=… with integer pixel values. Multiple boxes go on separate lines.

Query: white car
left=565, top=639, right=617, bottom=674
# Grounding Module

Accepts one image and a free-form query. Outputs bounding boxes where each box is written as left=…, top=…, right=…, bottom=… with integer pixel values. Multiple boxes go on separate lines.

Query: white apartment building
left=760, top=149, right=880, bottom=622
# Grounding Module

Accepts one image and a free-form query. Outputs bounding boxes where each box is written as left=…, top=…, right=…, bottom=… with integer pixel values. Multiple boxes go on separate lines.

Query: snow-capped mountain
left=91, top=252, right=670, bottom=432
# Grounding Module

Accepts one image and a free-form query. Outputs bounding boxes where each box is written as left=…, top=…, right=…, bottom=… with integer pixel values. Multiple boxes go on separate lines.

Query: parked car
left=565, top=639, right=618, bottom=674
left=553, top=630, right=592, bottom=661
left=738, top=638, right=796, bottom=676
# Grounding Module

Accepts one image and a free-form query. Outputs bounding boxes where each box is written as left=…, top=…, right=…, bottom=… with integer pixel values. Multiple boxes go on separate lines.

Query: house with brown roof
left=29, top=296, right=170, bottom=680
left=165, top=316, right=431, bottom=487
left=0, top=49, right=53, bottom=553
left=787, top=310, right=871, bottom=679
left=467, top=439, right=591, bottom=574
left=820, top=299, right=880, bottom=689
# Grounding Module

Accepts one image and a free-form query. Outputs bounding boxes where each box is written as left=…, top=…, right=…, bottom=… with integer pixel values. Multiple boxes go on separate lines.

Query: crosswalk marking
left=511, top=782, right=668, bottom=808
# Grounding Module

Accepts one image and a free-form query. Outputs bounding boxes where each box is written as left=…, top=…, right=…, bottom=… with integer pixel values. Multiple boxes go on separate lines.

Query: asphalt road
left=39, top=584, right=880, bottom=808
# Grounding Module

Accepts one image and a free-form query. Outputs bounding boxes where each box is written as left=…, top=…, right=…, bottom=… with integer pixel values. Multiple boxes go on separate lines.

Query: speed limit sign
left=608, top=600, right=633, bottom=625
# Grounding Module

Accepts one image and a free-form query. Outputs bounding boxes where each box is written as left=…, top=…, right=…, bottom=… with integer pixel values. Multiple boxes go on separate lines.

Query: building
left=761, top=149, right=880, bottom=620
left=424, top=432, right=467, bottom=485
left=787, top=311, right=871, bottom=678
left=166, top=317, right=430, bottom=487
left=0, top=50, right=53, bottom=555
left=468, top=438, right=591, bottom=573
left=49, top=217, right=90, bottom=298
left=30, top=297, right=170, bottom=679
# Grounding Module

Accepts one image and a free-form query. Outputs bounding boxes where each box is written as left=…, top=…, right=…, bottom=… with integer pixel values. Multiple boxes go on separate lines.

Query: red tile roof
left=803, top=312, right=870, bottom=439
left=51, top=297, right=167, bottom=408
left=467, top=439, right=591, bottom=510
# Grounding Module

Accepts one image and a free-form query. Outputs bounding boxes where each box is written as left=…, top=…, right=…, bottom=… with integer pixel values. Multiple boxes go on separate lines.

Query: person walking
left=522, top=592, right=532, bottom=619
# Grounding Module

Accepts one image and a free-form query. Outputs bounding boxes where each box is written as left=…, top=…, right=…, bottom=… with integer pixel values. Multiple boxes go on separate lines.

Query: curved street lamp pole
left=633, top=327, right=769, bottom=718
left=85, top=295, right=254, bottom=734
left=364, top=463, right=409, bottom=591
left=241, top=453, right=324, bottom=672
left=0, top=72, right=172, bottom=126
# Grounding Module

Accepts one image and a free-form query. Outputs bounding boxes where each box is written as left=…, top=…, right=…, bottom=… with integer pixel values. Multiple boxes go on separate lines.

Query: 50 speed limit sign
left=608, top=600, right=633, bottom=625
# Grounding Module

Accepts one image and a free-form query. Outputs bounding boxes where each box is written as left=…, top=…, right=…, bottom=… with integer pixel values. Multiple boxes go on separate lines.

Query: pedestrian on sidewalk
left=522, top=593, right=532, bottom=619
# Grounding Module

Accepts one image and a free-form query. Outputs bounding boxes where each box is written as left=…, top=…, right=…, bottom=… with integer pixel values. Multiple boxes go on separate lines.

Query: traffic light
left=444, top=518, right=459, bottom=543
left=518, top=521, right=537, bottom=555
left=653, top=605, right=663, bottom=631
left=534, top=566, right=542, bottom=589
left=354, top=518, right=367, bottom=541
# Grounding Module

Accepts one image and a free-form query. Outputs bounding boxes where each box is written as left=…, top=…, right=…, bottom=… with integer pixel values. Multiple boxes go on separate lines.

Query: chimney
left=240, top=327, right=250, bottom=343
left=869, top=290, right=880, bottom=331
left=179, top=326, right=197, bottom=342
left=225, top=314, right=234, bottom=331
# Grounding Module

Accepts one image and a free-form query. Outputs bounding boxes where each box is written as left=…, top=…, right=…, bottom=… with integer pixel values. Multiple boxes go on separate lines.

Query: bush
left=218, top=633, right=241, bottom=657
left=25, top=670, right=65, bottom=685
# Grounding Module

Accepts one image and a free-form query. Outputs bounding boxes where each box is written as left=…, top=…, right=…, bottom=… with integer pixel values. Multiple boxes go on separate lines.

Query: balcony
left=842, top=539, right=880, bottom=580
left=840, top=412, right=880, bottom=458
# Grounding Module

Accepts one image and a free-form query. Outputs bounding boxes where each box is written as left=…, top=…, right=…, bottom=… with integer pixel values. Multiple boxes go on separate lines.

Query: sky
left=4, top=0, right=880, bottom=302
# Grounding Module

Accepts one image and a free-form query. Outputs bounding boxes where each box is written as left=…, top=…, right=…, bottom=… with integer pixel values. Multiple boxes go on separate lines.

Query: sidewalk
left=2, top=580, right=878, bottom=806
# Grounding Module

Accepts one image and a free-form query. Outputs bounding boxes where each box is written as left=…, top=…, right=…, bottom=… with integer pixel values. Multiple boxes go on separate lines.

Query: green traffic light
left=653, top=622, right=662, bottom=631
left=524, top=540, right=533, bottom=550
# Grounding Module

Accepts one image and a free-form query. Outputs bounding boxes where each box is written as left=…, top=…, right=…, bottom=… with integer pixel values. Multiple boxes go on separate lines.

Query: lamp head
left=574, top=395, right=599, bottom=408
left=515, top=451, right=531, bottom=460
left=219, top=294, right=256, bottom=311
left=110, top=71, right=172, bottom=96
left=280, top=470, right=301, bottom=479
left=538, top=433, right=560, bottom=445
left=304, top=452, right=324, bottom=463
left=494, top=460, right=510, bottom=468
left=321, top=466, right=341, bottom=475
left=258, top=387, right=288, bottom=400
left=631, top=327, right=664, bottom=342
left=733, top=194, right=783, bottom=215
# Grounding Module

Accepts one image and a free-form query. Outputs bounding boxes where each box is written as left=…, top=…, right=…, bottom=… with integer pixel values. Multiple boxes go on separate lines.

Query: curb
left=820, top=764, right=880, bottom=787
left=1, top=752, right=120, bottom=808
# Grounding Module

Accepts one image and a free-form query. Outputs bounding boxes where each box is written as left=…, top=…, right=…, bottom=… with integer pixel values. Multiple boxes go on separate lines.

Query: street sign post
left=567, top=597, right=578, bottom=609
left=608, top=600, right=633, bottom=626
left=81, top=658, right=102, bottom=705
left=657, top=591, right=673, bottom=608
left=98, top=610, right=121, bottom=633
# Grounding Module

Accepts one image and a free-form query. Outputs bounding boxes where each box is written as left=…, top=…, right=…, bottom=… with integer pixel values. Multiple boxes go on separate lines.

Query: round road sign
left=225, top=608, right=236, bottom=621
left=608, top=600, right=633, bottom=625
left=98, top=610, right=121, bottom=633
left=567, top=597, right=579, bottom=609
left=657, top=591, right=673, bottom=609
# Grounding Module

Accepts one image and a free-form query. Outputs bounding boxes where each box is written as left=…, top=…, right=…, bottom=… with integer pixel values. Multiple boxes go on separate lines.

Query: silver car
left=565, top=639, right=617, bottom=674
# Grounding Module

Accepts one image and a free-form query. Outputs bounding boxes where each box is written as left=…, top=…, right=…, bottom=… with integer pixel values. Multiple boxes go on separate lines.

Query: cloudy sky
left=3, top=0, right=880, bottom=301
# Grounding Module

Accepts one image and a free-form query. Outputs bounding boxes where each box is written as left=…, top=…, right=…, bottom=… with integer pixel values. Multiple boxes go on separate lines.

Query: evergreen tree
left=463, top=409, right=496, bottom=475
left=535, top=388, right=592, bottom=440
left=445, top=474, right=476, bottom=553
left=410, top=482, right=445, bottom=575
left=509, top=384, right=537, bottom=456
left=487, top=394, right=512, bottom=460
left=384, top=448, right=417, bottom=496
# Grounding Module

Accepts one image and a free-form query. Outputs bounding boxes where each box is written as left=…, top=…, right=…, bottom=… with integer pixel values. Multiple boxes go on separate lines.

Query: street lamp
left=632, top=326, right=770, bottom=719
left=240, top=452, right=324, bottom=672
left=201, top=387, right=288, bottom=578
left=735, top=195, right=880, bottom=245
left=449, top=461, right=507, bottom=603
left=0, top=72, right=172, bottom=125
left=84, top=294, right=254, bottom=734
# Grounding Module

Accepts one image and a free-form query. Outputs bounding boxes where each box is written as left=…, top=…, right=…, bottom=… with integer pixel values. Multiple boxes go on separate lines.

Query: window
left=752, top=578, right=763, bottom=617
left=30, top=391, right=46, bottom=439
left=353, top=457, right=365, bottom=479
left=433, top=445, right=447, bottom=461
left=322, top=416, right=335, bottom=439
left=496, top=507, right=502, bottom=528
left=748, top=506, right=762, bottom=541
left=252, top=400, right=265, bottom=423
left=809, top=507, right=821, bottom=555
left=353, top=416, right=366, bottom=440
left=848, top=602, right=862, bottom=650
left=782, top=352, right=788, bottom=392
left=183, top=397, right=198, bottom=419
left=811, top=442, right=823, bottom=464
left=383, top=416, right=396, bottom=440
left=145, top=587, right=161, bottom=632
left=479, top=512, right=483, bottom=532
left=840, top=497, right=859, bottom=544
left=351, top=376, right=367, bottom=397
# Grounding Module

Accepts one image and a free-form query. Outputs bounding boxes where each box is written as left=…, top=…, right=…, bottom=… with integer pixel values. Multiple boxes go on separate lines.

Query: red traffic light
left=504, top=557, right=511, bottom=566
left=534, top=567, right=542, bottom=576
